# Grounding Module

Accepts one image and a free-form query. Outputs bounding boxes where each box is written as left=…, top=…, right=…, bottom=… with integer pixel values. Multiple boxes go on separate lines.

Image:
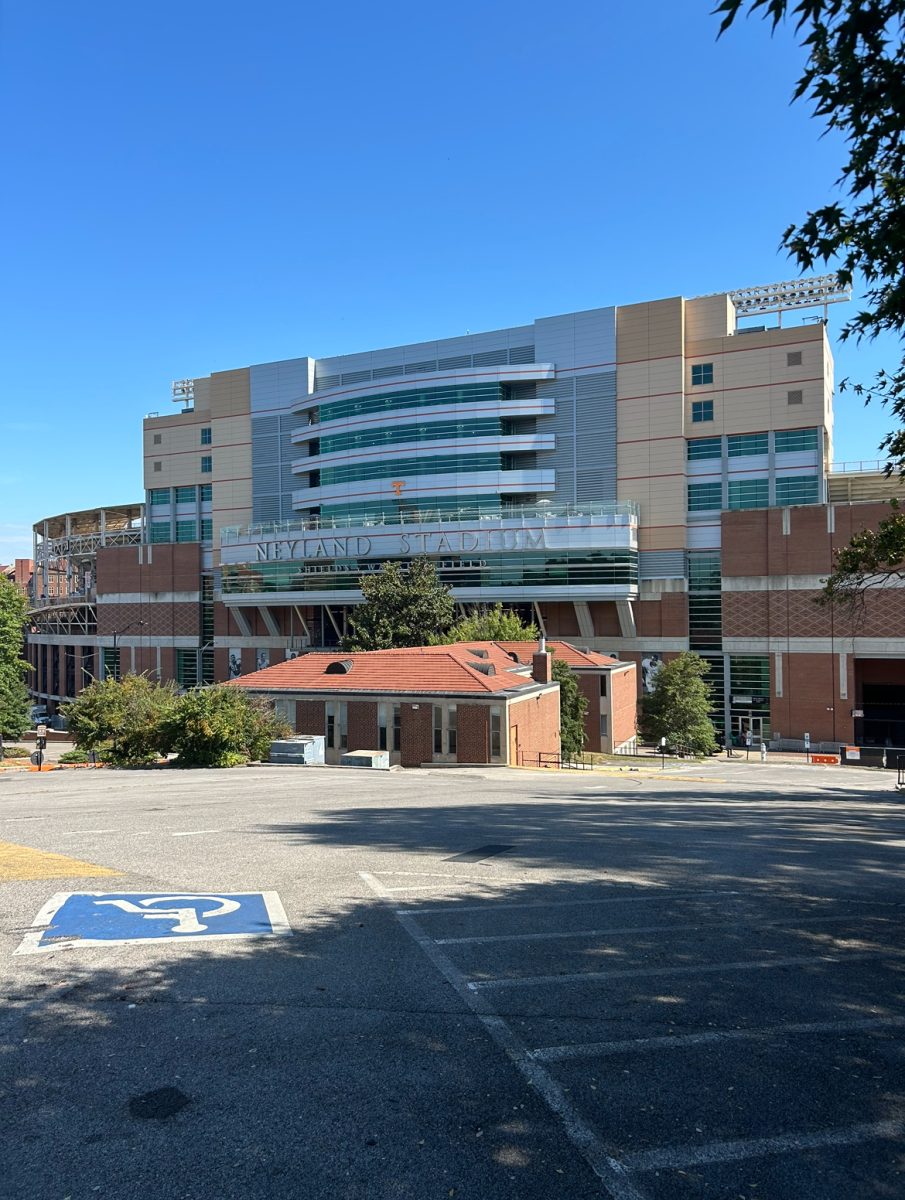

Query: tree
left=717, top=2, right=905, bottom=595
left=440, top=602, right=538, bottom=643
left=63, top=674, right=179, bottom=765
left=159, top=685, right=290, bottom=767
left=640, top=652, right=718, bottom=755
left=821, top=500, right=905, bottom=601
left=344, top=557, right=455, bottom=650
left=0, top=577, right=33, bottom=739
left=551, top=657, right=588, bottom=759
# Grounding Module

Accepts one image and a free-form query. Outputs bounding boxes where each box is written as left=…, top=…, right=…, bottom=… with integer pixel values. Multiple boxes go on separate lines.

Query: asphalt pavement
left=1, top=757, right=903, bottom=1199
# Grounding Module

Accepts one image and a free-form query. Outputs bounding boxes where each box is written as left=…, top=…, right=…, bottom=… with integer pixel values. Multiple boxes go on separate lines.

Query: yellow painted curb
left=0, top=840, right=121, bottom=882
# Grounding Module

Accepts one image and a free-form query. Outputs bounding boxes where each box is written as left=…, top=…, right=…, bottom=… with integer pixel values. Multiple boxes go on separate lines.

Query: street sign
left=845, top=745, right=860, bottom=761
left=16, top=891, right=291, bottom=954
left=804, top=732, right=811, bottom=747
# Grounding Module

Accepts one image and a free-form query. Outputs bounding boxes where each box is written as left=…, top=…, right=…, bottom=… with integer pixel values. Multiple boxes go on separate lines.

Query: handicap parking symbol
left=16, top=891, right=291, bottom=954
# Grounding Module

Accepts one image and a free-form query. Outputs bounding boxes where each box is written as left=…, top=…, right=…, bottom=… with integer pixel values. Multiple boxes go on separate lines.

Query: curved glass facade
left=315, top=381, right=503, bottom=424
left=222, top=549, right=638, bottom=596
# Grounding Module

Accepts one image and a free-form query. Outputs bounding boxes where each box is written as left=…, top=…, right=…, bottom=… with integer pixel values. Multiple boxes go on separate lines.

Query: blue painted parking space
left=17, top=891, right=290, bottom=953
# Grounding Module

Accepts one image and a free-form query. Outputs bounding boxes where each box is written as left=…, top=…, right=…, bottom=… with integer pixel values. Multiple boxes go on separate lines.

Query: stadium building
left=26, top=276, right=905, bottom=746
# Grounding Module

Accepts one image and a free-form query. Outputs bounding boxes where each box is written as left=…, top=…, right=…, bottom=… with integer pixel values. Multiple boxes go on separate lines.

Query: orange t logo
left=390, top=480, right=406, bottom=496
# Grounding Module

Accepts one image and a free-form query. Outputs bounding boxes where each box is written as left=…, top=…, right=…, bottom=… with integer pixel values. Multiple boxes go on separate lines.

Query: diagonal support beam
left=616, top=600, right=637, bottom=639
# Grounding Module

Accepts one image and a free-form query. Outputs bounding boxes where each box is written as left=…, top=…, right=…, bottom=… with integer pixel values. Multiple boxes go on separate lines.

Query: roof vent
left=472, top=662, right=496, bottom=676
left=324, top=659, right=353, bottom=674
left=468, top=648, right=489, bottom=659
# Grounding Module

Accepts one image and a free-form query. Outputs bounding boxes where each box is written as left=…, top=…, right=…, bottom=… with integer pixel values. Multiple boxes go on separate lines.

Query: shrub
left=1, top=744, right=29, bottom=758
left=62, top=675, right=179, bottom=766
left=160, top=686, right=290, bottom=767
left=59, top=747, right=108, bottom=764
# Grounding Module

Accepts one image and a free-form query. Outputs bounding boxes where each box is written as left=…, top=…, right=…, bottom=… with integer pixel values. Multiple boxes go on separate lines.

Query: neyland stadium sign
left=251, top=527, right=549, bottom=562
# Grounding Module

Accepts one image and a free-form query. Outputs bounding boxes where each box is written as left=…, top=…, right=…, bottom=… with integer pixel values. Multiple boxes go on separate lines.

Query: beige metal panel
left=616, top=297, right=684, bottom=363
left=208, top=367, right=251, bottom=418
left=684, top=294, right=734, bottom=342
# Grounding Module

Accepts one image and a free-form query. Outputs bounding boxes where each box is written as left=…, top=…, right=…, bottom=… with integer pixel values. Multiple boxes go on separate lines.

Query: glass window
left=378, top=703, right=388, bottom=751
left=600, top=714, right=608, bottom=737
left=175, top=520, right=197, bottom=542
left=600, top=675, right=607, bottom=698
left=775, top=474, right=819, bottom=505
left=174, top=485, right=196, bottom=503
left=102, top=648, right=120, bottom=681
left=153, top=433, right=162, bottom=444
left=691, top=400, right=714, bottom=423
left=176, top=649, right=198, bottom=688
left=691, top=363, right=714, bottom=386
left=786, top=351, right=802, bottom=367
left=447, top=705, right=457, bottom=755
left=153, top=461, right=162, bottom=472
left=200, top=483, right=212, bottom=502
left=339, top=701, right=348, bottom=750
left=727, top=478, right=769, bottom=510
left=149, top=521, right=170, bottom=543
left=490, top=707, right=502, bottom=759
left=326, top=702, right=335, bottom=749
left=392, top=704, right=401, bottom=752
left=201, top=518, right=213, bottom=541
left=775, top=427, right=819, bottom=453
left=433, top=705, right=443, bottom=754
left=727, top=432, right=768, bottom=458
left=688, top=482, right=722, bottom=512
left=201, top=427, right=212, bottom=445
left=149, top=488, right=169, bottom=506
left=201, top=456, right=212, bottom=473
left=687, top=437, right=722, bottom=460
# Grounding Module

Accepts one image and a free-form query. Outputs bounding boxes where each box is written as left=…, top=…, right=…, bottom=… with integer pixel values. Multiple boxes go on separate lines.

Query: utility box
left=268, top=735, right=326, bottom=765
left=340, top=749, right=390, bottom=770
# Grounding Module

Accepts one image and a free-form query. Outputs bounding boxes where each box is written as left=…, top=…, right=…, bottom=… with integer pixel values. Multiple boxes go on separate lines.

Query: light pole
left=110, top=620, right=145, bottom=680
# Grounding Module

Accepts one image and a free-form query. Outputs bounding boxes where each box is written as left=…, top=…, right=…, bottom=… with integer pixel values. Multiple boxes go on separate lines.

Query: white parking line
left=401, top=889, right=740, bottom=915
left=435, top=912, right=890, bottom=945
left=467, top=949, right=905, bottom=990
left=620, top=1119, right=904, bottom=1172
left=531, top=1014, right=905, bottom=1061
left=360, top=871, right=651, bottom=1200
left=60, top=829, right=119, bottom=835
left=171, top=830, right=222, bottom=837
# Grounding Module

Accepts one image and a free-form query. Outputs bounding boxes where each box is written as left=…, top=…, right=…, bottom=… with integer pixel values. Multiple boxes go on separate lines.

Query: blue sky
left=0, top=0, right=897, bottom=562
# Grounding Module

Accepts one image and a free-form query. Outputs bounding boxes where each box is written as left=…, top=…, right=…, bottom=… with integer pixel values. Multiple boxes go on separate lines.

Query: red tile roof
left=491, top=640, right=623, bottom=669
left=228, top=643, right=548, bottom=696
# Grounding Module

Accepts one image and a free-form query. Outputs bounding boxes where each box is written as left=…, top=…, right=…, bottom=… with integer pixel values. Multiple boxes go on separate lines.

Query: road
left=1, top=758, right=903, bottom=1199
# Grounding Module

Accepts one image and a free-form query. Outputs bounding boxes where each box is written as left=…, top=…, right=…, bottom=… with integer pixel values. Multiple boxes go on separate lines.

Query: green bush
left=1, top=744, right=29, bottom=758
left=58, top=747, right=108, bottom=764
left=159, top=685, right=290, bottom=767
left=62, top=675, right=179, bottom=766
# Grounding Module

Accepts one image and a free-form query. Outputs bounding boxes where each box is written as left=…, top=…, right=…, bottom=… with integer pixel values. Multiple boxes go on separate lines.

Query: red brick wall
left=348, top=701, right=379, bottom=750
left=724, top=587, right=904, bottom=640
left=509, top=690, right=559, bottom=763
left=590, top=602, right=621, bottom=637
left=538, top=602, right=580, bottom=636
left=770, top=653, right=854, bottom=743
left=457, top=705, right=490, bottom=763
left=609, top=664, right=638, bottom=749
left=722, top=502, right=902, bottom=581
left=295, top=699, right=325, bottom=735
left=634, top=595, right=688, bottom=638
left=400, top=703, right=433, bottom=767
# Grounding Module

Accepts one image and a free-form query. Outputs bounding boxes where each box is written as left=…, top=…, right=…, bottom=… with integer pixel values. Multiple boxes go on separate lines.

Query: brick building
left=230, top=641, right=566, bottom=766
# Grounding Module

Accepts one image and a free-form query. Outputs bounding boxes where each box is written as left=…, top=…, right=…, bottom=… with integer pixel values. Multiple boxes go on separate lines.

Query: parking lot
left=1, top=759, right=903, bottom=1199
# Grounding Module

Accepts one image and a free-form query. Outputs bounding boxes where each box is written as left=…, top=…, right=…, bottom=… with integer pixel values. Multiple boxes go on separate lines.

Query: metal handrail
left=221, top=501, right=640, bottom=543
